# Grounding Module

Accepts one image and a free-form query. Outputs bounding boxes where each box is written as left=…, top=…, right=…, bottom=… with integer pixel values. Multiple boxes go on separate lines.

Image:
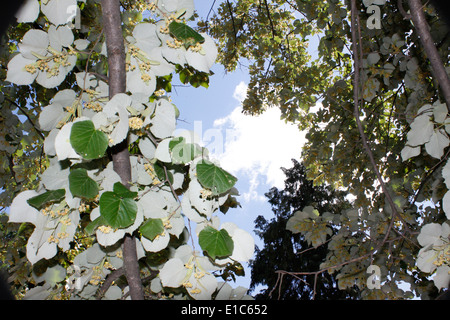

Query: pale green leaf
left=406, top=114, right=434, bottom=146
left=417, top=223, right=444, bottom=247
left=41, top=0, right=77, bottom=26
left=55, top=122, right=81, bottom=161
left=44, top=265, right=66, bottom=287
left=9, top=190, right=40, bottom=224
left=433, top=102, right=448, bottom=124
left=434, top=266, right=450, bottom=290
left=401, top=145, right=420, bottom=162
left=19, top=29, right=49, bottom=60
left=6, top=54, right=38, bottom=86
left=424, top=129, right=449, bottom=159
left=16, top=0, right=40, bottom=23
left=185, top=34, right=218, bottom=73
left=155, top=138, right=172, bottom=163
left=150, top=99, right=176, bottom=139
left=159, top=258, right=187, bottom=288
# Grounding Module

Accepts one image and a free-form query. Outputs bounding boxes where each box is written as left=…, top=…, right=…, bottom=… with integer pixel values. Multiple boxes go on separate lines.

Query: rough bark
left=101, top=0, right=144, bottom=300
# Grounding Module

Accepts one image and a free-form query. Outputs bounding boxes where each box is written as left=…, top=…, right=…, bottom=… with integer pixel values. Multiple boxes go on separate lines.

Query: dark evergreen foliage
left=250, top=159, right=360, bottom=300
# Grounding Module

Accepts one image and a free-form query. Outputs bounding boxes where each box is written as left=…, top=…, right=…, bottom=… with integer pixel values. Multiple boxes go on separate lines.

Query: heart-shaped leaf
left=196, top=161, right=237, bottom=195
left=69, top=168, right=99, bottom=200
left=139, top=218, right=164, bottom=241
left=199, top=226, right=234, bottom=259
left=99, top=182, right=137, bottom=229
left=70, top=120, right=108, bottom=159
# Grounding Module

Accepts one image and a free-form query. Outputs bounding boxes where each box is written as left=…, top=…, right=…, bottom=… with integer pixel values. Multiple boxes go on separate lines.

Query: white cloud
left=207, top=81, right=306, bottom=201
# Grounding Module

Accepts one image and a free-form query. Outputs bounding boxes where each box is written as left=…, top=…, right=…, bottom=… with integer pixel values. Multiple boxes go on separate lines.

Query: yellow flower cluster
left=190, top=288, right=201, bottom=294
left=128, top=45, right=140, bottom=58
left=47, top=235, right=59, bottom=244
left=126, top=62, right=136, bottom=72
left=98, top=225, right=112, bottom=234
left=189, top=42, right=203, bottom=53
left=433, top=245, right=450, bottom=268
left=193, top=271, right=205, bottom=279
left=141, top=73, right=152, bottom=82
left=160, top=24, right=169, bottom=34
left=166, top=38, right=184, bottom=49
left=129, top=116, right=144, bottom=130
left=144, top=163, right=161, bottom=186
left=89, top=265, right=103, bottom=285
left=139, top=61, right=152, bottom=72
left=200, top=189, right=213, bottom=199
left=25, top=64, right=37, bottom=74
left=85, top=102, right=103, bottom=112
left=47, top=232, right=69, bottom=244
left=78, top=202, right=90, bottom=213
left=104, top=261, right=115, bottom=270
left=163, top=219, right=172, bottom=230
left=42, top=206, right=70, bottom=218
left=60, top=218, right=72, bottom=226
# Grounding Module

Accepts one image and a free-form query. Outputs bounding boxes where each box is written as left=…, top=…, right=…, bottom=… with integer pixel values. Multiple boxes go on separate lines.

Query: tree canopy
left=1, top=0, right=450, bottom=300
left=205, top=0, right=450, bottom=299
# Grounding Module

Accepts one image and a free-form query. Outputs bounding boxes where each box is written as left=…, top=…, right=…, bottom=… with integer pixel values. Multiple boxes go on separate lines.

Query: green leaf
left=113, top=182, right=138, bottom=199
left=70, top=120, right=108, bottom=159
left=169, top=21, right=205, bottom=48
left=27, top=189, right=66, bottom=210
left=196, top=161, right=237, bottom=195
left=139, top=218, right=164, bottom=241
left=85, top=215, right=107, bottom=235
left=69, top=168, right=99, bottom=200
left=170, top=137, right=203, bottom=164
left=99, top=183, right=138, bottom=229
left=199, top=226, right=234, bottom=259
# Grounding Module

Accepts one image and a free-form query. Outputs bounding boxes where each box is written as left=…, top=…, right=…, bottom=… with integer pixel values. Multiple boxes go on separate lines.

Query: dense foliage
left=0, top=0, right=253, bottom=300
left=206, top=0, right=450, bottom=299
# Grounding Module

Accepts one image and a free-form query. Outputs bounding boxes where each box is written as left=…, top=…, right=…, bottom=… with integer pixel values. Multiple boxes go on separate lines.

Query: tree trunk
left=100, top=0, right=144, bottom=300
left=407, top=0, right=450, bottom=112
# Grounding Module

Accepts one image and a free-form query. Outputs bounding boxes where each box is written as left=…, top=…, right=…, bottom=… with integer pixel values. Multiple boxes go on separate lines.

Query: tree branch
left=407, top=0, right=450, bottom=112
left=101, top=0, right=143, bottom=300
left=96, top=267, right=124, bottom=299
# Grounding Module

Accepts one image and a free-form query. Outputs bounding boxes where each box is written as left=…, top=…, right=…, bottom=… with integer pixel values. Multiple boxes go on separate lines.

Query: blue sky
left=170, top=0, right=308, bottom=290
